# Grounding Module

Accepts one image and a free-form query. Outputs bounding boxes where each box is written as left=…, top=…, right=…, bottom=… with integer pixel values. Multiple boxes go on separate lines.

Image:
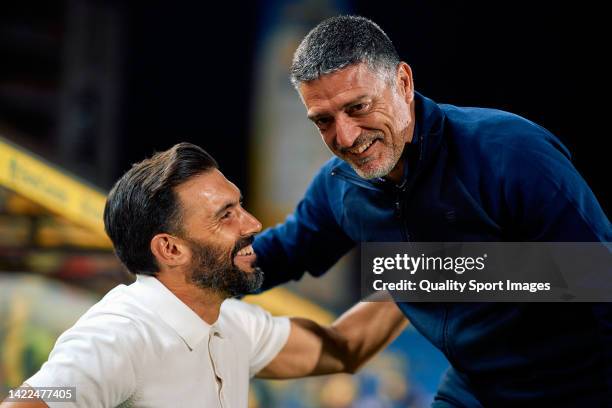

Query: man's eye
left=348, top=103, right=368, bottom=114
left=221, top=211, right=232, bottom=220
left=315, top=117, right=331, bottom=128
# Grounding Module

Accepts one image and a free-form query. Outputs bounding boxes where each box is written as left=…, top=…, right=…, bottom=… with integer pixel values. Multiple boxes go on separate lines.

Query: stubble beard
left=341, top=134, right=403, bottom=179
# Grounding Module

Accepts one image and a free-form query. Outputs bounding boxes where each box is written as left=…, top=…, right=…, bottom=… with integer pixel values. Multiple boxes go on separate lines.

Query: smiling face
left=173, top=169, right=263, bottom=296
left=299, top=63, right=415, bottom=182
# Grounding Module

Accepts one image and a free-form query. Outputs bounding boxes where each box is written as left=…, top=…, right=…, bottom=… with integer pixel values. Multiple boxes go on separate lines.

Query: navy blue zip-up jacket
left=253, top=92, right=611, bottom=406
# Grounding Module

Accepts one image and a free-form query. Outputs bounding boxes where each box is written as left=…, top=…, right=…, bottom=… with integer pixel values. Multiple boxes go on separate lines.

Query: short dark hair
left=104, top=143, right=218, bottom=275
left=290, top=15, right=400, bottom=88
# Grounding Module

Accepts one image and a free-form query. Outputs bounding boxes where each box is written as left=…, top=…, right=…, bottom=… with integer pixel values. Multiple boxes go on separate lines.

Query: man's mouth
left=235, top=244, right=254, bottom=257
left=233, top=243, right=256, bottom=272
left=346, top=138, right=380, bottom=156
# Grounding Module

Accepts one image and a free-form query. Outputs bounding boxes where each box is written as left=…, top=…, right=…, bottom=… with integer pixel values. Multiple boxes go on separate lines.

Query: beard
left=185, top=235, right=264, bottom=298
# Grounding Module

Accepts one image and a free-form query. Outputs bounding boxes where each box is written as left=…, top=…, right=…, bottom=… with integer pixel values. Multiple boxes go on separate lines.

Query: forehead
left=299, top=64, right=387, bottom=111
left=174, top=169, right=239, bottom=217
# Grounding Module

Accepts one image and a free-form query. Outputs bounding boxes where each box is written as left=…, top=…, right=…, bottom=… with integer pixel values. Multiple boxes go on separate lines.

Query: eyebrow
left=213, top=194, right=243, bottom=219
left=307, top=95, right=370, bottom=121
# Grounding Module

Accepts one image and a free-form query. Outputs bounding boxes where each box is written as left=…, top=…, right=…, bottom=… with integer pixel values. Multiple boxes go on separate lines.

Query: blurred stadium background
left=0, top=1, right=607, bottom=407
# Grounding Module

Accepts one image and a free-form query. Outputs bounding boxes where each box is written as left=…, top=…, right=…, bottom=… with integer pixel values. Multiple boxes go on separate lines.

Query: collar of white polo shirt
left=129, top=275, right=223, bottom=350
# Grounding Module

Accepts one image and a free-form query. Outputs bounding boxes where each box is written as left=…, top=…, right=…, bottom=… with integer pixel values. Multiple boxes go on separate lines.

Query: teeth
left=349, top=140, right=374, bottom=154
left=237, top=245, right=254, bottom=256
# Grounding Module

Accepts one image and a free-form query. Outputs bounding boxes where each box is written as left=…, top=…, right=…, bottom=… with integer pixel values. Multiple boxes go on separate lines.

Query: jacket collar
left=331, top=92, right=446, bottom=191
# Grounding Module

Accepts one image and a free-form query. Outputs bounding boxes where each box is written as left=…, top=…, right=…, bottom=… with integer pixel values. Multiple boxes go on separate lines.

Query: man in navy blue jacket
left=253, top=15, right=611, bottom=406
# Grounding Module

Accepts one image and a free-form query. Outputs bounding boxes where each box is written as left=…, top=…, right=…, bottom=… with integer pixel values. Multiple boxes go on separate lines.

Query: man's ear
left=396, top=62, right=414, bottom=104
left=150, top=233, right=190, bottom=268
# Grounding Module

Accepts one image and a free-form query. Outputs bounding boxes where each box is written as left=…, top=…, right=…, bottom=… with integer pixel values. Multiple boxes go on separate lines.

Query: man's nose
left=335, top=114, right=361, bottom=149
left=239, top=208, right=262, bottom=236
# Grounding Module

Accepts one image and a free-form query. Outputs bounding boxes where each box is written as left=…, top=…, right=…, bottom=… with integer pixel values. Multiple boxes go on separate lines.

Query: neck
left=385, top=159, right=404, bottom=184
left=157, top=271, right=224, bottom=325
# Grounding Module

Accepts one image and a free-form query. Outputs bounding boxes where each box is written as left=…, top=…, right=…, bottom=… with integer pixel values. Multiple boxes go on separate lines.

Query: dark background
left=0, top=0, right=608, bottom=213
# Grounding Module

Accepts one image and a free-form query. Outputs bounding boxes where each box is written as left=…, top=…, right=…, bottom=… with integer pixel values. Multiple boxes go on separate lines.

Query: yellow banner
left=0, top=136, right=111, bottom=247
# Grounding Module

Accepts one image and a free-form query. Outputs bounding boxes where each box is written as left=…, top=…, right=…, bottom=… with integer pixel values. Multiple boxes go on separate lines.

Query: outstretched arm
left=253, top=161, right=356, bottom=291
left=257, top=295, right=408, bottom=379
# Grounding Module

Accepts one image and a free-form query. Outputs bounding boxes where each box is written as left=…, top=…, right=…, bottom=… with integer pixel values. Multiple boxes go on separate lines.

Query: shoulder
left=57, top=284, right=154, bottom=349
left=26, top=286, right=148, bottom=407
left=81, top=283, right=153, bottom=323
left=219, top=299, right=289, bottom=340
left=440, top=104, right=571, bottom=167
left=219, top=298, right=272, bottom=327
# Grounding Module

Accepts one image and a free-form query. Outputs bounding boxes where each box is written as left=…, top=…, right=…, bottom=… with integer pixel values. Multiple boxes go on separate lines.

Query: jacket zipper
left=394, top=187, right=410, bottom=241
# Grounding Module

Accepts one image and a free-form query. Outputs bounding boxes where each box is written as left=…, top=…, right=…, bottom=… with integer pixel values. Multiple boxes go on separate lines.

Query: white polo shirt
left=26, top=275, right=290, bottom=408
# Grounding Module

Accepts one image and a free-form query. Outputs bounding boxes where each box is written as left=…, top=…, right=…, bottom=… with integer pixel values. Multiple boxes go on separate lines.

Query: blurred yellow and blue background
left=0, top=1, right=608, bottom=407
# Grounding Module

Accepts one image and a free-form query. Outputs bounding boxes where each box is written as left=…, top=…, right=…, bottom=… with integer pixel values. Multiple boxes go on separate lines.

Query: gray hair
left=290, top=15, right=400, bottom=88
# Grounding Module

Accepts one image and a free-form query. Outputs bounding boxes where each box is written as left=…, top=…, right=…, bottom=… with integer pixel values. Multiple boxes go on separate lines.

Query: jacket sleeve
left=500, top=130, right=611, bottom=242
left=253, top=163, right=355, bottom=290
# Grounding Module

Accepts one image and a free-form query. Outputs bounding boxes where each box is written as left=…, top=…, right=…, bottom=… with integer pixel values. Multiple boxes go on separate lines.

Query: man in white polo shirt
left=2, top=143, right=407, bottom=408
